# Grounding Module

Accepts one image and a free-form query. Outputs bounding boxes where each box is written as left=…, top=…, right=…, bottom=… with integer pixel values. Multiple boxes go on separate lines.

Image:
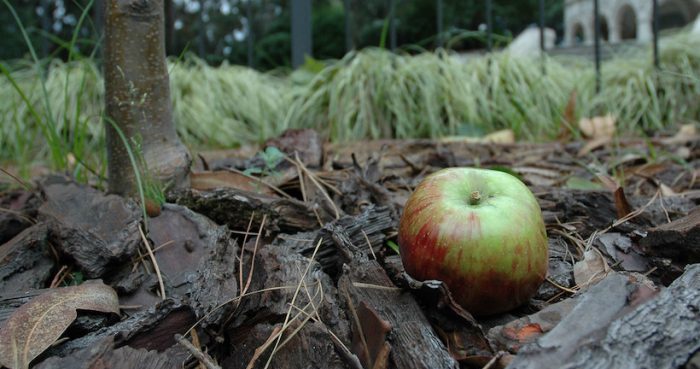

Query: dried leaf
left=351, top=301, right=392, bottom=369
left=191, top=170, right=274, bottom=195
left=573, top=250, right=611, bottom=288
left=0, top=280, right=119, bottom=369
left=578, top=115, right=616, bottom=139
left=564, top=177, right=604, bottom=190
left=659, top=183, right=676, bottom=197
left=563, top=90, right=577, bottom=126
left=613, top=187, right=633, bottom=219
left=662, top=123, right=698, bottom=144
left=484, top=129, right=515, bottom=144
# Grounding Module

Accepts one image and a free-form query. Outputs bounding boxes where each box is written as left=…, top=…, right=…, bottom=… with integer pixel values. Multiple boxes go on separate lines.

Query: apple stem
left=469, top=191, right=482, bottom=205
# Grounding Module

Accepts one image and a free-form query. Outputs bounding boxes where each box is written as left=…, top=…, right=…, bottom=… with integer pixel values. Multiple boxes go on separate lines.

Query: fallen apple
left=398, top=167, right=548, bottom=316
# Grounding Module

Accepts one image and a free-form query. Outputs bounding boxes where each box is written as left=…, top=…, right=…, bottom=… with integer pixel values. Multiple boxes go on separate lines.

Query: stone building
left=564, top=0, right=700, bottom=46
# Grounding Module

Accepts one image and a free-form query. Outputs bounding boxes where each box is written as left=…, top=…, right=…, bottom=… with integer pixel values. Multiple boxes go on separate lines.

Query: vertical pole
left=247, top=0, right=254, bottom=68
left=291, top=0, right=312, bottom=68
left=164, top=0, right=174, bottom=56
left=436, top=0, right=443, bottom=48
left=486, top=0, right=493, bottom=52
left=344, top=0, right=352, bottom=52
left=40, top=0, right=52, bottom=58
left=593, top=0, right=601, bottom=94
left=652, top=0, right=660, bottom=69
left=390, top=0, right=397, bottom=51
left=197, top=7, right=206, bottom=58
left=539, top=0, right=546, bottom=75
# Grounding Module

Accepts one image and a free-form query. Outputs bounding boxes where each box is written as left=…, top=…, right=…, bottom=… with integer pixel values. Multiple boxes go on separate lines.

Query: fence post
left=486, top=0, right=493, bottom=52
left=652, top=0, right=660, bottom=69
left=390, top=0, right=397, bottom=51
left=539, top=0, right=546, bottom=75
left=247, top=0, right=254, bottom=68
left=291, top=0, right=312, bottom=68
left=436, top=0, right=443, bottom=48
left=593, top=0, right=601, bottom=93
left=344, top=0, right=353, bottom=52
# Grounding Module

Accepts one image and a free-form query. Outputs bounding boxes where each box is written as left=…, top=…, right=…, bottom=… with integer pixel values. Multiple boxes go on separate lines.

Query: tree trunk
left=103, top=0, right=190, bottom=196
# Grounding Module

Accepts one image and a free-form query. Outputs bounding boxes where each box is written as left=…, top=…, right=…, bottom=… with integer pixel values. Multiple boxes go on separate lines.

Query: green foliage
left=244, top=146, right=286, bottom=176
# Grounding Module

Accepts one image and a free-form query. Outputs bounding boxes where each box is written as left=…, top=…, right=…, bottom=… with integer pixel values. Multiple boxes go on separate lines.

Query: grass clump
left=1, top=31, right=699, bottom=181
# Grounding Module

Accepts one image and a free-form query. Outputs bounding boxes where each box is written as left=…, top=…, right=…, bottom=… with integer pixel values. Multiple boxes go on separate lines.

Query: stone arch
left=572, top=22, right=586, bottom=45
left=659, top=0, right=700, bottom=30
left=599, top=15, right=610, bottom=41
left=618, top=3, right=637, bottom=40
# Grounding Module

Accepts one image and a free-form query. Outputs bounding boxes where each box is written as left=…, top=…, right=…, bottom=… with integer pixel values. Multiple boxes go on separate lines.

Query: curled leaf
left=0, top=280, right=119, bottom=369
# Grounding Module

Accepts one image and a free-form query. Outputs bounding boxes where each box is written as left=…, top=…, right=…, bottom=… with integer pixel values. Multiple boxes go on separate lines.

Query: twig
left=242, top=214, right=266, bottom=297
left=361, top=229, right=376, bottom=260
left=130, top=240, right=175, bottom=263
left=239, top=212, right=256, bottom=298
left=0, top=207, right=37, bottom=224
left=545, top=277, right=578, bottom=294
left=0, top=167, right=33, bottom=190
left=481, top=351, right=505, bottom=369
left=224, top=167, right=293, bottom=199
left=263, top=239, right=324, bottom=369
left=139, top=225, right=166, bottom=300
left=175, top=334, right=222, bottom=369
left=49, top=265, right=69, bottom=288
left=291, top=153, right=341, bottom=219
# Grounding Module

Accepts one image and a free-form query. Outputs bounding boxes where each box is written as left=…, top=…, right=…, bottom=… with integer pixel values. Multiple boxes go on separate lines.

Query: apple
left=398, top=167, right=548, bottom=316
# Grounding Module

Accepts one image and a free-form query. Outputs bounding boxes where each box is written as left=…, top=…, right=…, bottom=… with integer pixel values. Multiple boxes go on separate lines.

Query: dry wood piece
left=641, top=207, right=700, bottom=264
left=0, top=190, right=38, bottom=245
left=292, top=205, right=395, bottom=273
left=170, top=188, right=320, bottom=232
left=0, top=224, right=54, bottom=294
left=46, top=299, right=196, bottom=358
left=38, top=177, right=142, bottom=278
left=339, top=259, right=458, bottom=369
left=35, top=336, right=178, bottom=369
left=507, top=266, right=700, bottom=369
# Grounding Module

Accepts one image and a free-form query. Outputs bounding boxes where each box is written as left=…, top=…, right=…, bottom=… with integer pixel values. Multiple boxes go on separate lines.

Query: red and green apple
left=398, top=167, right=548, bottom=316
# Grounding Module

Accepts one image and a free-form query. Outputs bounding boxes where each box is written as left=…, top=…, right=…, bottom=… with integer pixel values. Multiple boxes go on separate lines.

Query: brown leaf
left=613, top=187, right=633, bottom=219
left=351, top=301, right=392, bottom=369
left=563, top=90, right=577, bottom=126
left=573, top=249, right=611, bottom=288
left=578, top=115, right=616, bottom=139
left=0, top=280, right=119, bottom=369
left=190, top=170, right=274, bottom=195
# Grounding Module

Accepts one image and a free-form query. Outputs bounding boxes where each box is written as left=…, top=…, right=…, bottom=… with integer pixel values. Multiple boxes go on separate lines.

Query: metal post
left=652, top=0, right=660, bottom=69
left=436, top=0, right=443, bottom=48
left=40, top=0, right=52, bottom=58
left=247, top=0, right=254, bottom=68
left=390, top=0, right=397, bottom=51
left=539, top=0, right=546, bottom=75
left=291, top=0, right=312, bottom=68
left=486, top=0, right=493, bottom=52
left=344, top=0, right=353, bottom=52
left=593, top=0, right=601, bottom=94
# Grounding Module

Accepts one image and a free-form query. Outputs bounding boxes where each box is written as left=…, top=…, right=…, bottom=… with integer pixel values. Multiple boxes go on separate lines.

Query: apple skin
left=398, top=167, right=548, bottom=316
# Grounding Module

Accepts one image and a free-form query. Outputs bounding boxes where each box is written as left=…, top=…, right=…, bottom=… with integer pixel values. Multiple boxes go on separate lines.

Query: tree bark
left=104, top=0, right=190, bottom=196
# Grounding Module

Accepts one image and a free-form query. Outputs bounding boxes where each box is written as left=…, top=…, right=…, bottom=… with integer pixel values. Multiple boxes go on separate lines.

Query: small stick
left=139, top=225, right=166, bottom=300
left=481, top=351, right=505, bottom=369
left=175, top=334, right=222, bottom=369
left=361, top=229, right=376, bottom=260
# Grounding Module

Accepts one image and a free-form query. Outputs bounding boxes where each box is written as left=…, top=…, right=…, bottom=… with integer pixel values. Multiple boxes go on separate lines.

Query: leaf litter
left=0, top=126, right=699, bottom=368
